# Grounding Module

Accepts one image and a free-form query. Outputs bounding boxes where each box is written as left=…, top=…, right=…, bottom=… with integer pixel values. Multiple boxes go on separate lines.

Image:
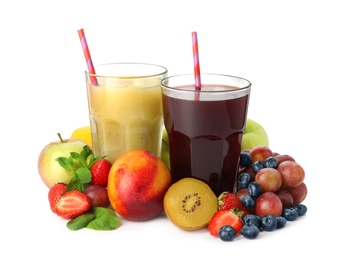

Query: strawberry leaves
left=55, top=145, right=99, bottom=193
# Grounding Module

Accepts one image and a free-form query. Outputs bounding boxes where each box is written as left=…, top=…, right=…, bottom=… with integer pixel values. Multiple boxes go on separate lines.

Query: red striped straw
left=78, top=28, right=98, bottom=85
left=192, top=31, right=201, bottom=91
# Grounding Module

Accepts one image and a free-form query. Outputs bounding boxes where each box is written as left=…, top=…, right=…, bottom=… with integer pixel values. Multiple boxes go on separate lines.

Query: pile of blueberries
left=241, top=203, right=307, bottom=240
left=219, top=204, right=307, bottom=241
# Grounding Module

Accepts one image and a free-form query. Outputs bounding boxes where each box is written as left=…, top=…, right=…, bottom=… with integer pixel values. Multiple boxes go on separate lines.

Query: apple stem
left=57, top=133, right=65, bottom=143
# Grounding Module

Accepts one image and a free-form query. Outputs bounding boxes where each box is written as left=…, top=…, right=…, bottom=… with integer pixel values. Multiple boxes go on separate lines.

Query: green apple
left=162, top=127, right=169, bottom=144
left=161, top=127, right=170, bottom=170
left=241, top=118, right=269, bottom=151
left=38, top=133, right=87, bottom=188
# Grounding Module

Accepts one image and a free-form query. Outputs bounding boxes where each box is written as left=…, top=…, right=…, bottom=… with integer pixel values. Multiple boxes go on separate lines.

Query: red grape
left=275, top=188, right=294, bottom=208
left=274, top=154, right=295, bottom=165
left=255, top=168, right=282, bottom=192
left=84, top=185, right=110, bottom=208
left=249, top=146, right=273, bottom=164
left=255, top=191, right=283, bottom=217
left=287, top=182, right=307, bottom=204
left=277, top=161, right=305, bottom=188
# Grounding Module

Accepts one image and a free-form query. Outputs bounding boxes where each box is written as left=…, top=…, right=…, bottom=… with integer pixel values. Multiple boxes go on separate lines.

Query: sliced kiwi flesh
left=163, top=177, right=218, bottom=230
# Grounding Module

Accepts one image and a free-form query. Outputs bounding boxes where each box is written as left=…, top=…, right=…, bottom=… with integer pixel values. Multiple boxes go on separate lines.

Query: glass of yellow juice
left=85, top=63, right=168, bottom=163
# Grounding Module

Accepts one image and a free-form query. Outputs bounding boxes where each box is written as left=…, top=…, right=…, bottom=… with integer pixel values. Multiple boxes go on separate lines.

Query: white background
left=1, top=0, right=336, bottom=259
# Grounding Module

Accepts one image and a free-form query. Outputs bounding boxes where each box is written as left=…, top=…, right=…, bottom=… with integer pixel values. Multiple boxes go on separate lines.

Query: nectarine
left=107, top=149, right=171, bottom=221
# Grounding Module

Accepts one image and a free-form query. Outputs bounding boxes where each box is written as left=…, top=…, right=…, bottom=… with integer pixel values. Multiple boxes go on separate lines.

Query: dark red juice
left=162, top=85, right=250, bottom=196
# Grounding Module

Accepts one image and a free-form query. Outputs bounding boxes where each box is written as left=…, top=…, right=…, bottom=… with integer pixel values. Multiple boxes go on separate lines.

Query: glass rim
left=85, top=62, right=168, bottom=79
left=161, top=73, right=251, bottom=93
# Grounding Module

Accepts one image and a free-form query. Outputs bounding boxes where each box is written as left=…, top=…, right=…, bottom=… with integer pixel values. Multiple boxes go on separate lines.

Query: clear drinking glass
left=86, top=63, right=168, bottom=163
left=161, top=73, right=251, bottom=195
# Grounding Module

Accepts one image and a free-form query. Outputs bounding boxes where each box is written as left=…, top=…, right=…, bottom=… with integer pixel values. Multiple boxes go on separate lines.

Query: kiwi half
left=163, top=177, right=218, bottom=230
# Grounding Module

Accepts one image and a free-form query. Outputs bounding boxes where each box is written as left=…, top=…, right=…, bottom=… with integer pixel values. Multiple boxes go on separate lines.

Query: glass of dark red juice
left=161, top=74, right=251, bottom=196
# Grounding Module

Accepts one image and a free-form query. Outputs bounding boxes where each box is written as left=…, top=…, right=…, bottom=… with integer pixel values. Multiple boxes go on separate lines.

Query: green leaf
left=55, top=156, right=76, bottom=172
left=66, top=174, right=87, bottom=192
left=81, top=145, right=93, bottom=159
left=56, top=145, right=95, bottom=193
left=70, top=152, right=87, bottom=168
left=86, top=207, right=120, bottom=231
left=70, top=145, right=94, bottom=168
left=70, top=151, right=82, bottom=161
left=86, top=153, right=95, bottom=168
left=75, top=167, right=92, bottom=184
left=67, top=212, right=95, bottom=231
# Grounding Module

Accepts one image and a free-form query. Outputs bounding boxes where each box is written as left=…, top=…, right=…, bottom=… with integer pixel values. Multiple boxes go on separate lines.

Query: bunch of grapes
left=234, top=146, right=308, bottom=239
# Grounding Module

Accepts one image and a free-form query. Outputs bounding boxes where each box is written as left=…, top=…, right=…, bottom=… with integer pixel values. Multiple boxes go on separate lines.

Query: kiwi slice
left=163, top=177, right=218, bottom=230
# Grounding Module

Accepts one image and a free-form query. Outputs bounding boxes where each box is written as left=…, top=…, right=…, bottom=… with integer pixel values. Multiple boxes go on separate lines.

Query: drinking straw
left=192, top=31, right=201, bottom=91
left=78, top=28, right=98, bottom=85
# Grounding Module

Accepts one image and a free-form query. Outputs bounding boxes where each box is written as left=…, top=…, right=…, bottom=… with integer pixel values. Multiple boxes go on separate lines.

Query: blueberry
left=261, top=215, right=277, bottom=231
left=219, top=225, right=236, bottom=242
left=252, top=161, right=264, bottom=173
left=291, top=204, right=307, bottom=216
left=241, top=194, right=255, bottom=208
left=282, top=207, right=299, bottom=221
left=237, top=172, right=251, bottom=189
left=241, top=225, right=260, bottom=239
left=248, top=181, right=262, bottom=197
left=263, top=156, right=278, bottom=169
left=243, top=214, right=261, bottom=228
left=239, top=152, right=252, bottom=167
left=276, top=216, right=287, bottom=229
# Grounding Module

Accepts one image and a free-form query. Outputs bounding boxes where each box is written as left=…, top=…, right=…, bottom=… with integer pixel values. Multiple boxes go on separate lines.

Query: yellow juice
left=87, top=75, right=164, bottom=163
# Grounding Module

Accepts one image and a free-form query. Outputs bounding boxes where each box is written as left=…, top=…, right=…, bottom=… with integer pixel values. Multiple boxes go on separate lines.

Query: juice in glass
left=86, top=63, right=168, bottom=163
left=161, top=74, right=251, bottom=195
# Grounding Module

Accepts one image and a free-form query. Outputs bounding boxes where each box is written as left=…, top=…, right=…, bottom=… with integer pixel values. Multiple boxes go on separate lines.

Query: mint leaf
left=86, top=153, right=95, bottom=168
left=81, top=145, right=93, bottom=159
left=55, top=156, right=76, bottom=172
left=70, top=146, right=94, bottom=168
left=66, top=175, right=87, bottom=192
left=76, top=167, right=92, bottom=184
left=70, top=151, right=84, bottom=165
left=55, top=145, right=96, bottom=193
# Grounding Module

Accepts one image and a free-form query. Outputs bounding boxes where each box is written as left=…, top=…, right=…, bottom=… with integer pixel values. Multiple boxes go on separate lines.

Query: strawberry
left=55, top=190, right=91, bottom=219
left=218, top=191, right=248, bottom=216
left=208, top=209, right=244, bottom=237
left=48, top=183, right=67, bottom=213
left=90, top=158, right=112, bottom=187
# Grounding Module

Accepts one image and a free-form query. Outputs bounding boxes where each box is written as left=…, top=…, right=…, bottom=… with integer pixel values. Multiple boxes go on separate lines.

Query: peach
left=107, top=149, right=172, bottom=221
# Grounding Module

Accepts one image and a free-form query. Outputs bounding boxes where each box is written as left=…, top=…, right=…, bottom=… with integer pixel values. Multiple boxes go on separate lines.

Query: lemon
left=71, top=126, right=92, bottom=148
